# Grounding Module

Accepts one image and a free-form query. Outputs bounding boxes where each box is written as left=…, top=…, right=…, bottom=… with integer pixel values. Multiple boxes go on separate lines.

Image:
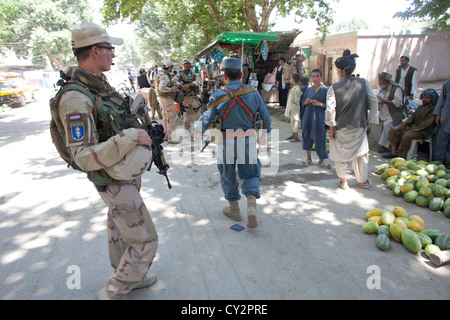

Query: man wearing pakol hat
left=395, top=53, right=417, bottom=101
left=194, top=57, right=272, bottom=228
left=384, top=88, right=439, bottom=159
left=52, top=22, right=159, bottom=299
left=156, top=59, right=180, bottom=143
left=376, top=72, right=408, bottom=153
left=173, top=59, right=202, bottom=134
left=325, top=49, right=379, bottom=190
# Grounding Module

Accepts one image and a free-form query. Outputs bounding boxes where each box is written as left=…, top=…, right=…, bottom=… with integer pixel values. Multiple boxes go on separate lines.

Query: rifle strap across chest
left=221, top=86, right=254, bottom=123
left=207, top=86, right=257, bottom=111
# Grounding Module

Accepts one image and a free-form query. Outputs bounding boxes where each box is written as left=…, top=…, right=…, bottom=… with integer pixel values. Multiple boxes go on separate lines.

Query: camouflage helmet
left=105, top=146, right=152, bottom=181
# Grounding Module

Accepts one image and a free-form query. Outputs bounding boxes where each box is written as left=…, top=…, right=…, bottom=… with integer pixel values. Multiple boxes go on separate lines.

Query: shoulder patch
left=66, top=113, right=89, bottom=145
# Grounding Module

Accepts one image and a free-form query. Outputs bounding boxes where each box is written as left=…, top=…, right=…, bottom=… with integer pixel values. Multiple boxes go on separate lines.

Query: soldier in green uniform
left=53, top=22, right=159, bottom=299
left=174, top=59, right=202, bottom=135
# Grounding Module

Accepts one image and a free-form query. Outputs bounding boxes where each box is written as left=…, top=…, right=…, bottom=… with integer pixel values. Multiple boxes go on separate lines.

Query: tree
left=394, top=0, right=450, bottom=31
left=333, top=18, right=368, bottom=33
left=0, top=0, right=93, bottom=70
left=101, top=0, right=336, bottom=57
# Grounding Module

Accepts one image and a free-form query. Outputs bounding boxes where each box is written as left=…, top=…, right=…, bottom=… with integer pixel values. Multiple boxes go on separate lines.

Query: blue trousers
left=302, top=134, right=328, bottom=160
left=432, top=125, right=450, bottom=162
left=217, top=138, right=261, bottom=201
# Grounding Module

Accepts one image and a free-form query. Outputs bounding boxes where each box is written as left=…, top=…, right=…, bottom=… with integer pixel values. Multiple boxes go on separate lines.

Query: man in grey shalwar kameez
left=325, top=50, right=379, bottom=190
left=432, top=80, right=450, bottom=166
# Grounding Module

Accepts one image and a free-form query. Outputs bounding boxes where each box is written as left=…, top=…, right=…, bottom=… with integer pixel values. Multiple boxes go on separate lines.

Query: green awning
left=214, top=31, right=280, bottom=46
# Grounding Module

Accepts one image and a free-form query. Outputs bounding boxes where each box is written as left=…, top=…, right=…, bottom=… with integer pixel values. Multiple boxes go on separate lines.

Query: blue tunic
left=195, top=80, right=272, bottom=201
left=301, top=85, right=328, bottom=140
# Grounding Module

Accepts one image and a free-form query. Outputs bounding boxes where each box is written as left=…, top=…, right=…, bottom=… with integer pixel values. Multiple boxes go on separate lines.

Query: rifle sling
left=207, top=88, right=257, bottom=110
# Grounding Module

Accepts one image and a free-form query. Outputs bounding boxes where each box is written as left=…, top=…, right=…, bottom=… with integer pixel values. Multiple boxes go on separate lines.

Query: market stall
left=195, top=30, right=302, bottom=103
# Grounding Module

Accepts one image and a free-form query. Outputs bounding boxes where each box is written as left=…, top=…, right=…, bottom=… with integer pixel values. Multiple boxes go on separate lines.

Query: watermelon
left=444, top=205, right=450, bottom=219
left=435, top=178, right=447, bottom=187
left=429, top=197, right=444, bottom=211
left=425, top=244, right=441, bottom=257
left=415, top=195, right=429, bottom=207
left=401, top=229, right=422, bottom=253
left=420, top=229, right=443, bottom=241
left=436, top=169, right=446, bottom=178
left=416, top=232, right=432, bottom=248
left=377, top=225, right=390, bottom=236
left=376, top=234, right=390, bottom=250
left=431, top=184, right=446, bottom=197
left=434, top=234, right=450, bottom=250
left=404, top=190, right=418, bottom=203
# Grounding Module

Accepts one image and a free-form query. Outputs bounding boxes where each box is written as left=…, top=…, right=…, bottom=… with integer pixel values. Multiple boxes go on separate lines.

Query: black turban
left=335, top=49, right=359, bottom=74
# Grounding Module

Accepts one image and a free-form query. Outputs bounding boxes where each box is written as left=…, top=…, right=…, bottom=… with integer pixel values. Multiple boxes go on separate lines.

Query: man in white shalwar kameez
left=325, top=49, right=379, bottom=190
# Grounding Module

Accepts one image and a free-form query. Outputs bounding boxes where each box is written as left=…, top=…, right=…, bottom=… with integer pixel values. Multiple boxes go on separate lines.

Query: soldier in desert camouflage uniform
left=54, top=22, right=159, bottom=300
left=173, top=59, right=202, bottom=134
left=156, top=60, right=180, bottom=144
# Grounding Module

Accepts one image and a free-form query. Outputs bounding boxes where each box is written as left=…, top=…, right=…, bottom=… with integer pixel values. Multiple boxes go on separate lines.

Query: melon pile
left=1, top=104, right=12, bottom=112
left=375, top=157, right=450, bottom=218
left=363, top=207, right=450, bottom=255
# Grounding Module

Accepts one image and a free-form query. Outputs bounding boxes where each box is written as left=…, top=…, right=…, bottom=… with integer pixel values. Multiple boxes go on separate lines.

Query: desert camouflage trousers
left=99, top=179, right=158, bottom=298
left=159, top=96, right=178, bottom=142
left=182, top=95, right=201, bottom=133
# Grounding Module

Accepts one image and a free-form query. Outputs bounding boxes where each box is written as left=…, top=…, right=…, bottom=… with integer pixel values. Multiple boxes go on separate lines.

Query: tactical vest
left=156, top=71, right=174, bottom=98
left=178, top=70, right=197, bottom=84
left=50, top=79, right=142, bottom=187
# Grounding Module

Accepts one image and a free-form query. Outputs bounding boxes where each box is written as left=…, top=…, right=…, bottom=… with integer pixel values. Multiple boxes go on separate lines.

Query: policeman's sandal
left=223, top=201, right=242, bottom=221
left=246, top=196, right=257, bottom=228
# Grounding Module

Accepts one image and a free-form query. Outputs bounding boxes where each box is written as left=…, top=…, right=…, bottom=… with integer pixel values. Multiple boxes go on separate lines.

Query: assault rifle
left=130, top=95, right=172, bottom=189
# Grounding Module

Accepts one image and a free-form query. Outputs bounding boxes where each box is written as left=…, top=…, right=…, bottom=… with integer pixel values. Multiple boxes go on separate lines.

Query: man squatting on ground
left=194, top=58, right=272, bottom=228
left=56, top=22, right=159, bottom=299
left=325, top=49, right=379, bottom=190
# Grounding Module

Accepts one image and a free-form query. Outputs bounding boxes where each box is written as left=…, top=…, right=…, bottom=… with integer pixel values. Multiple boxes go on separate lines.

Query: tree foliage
left=333, top=18, right=368, bottom=33
left=394, top=0, right=450, bottom=31
left=101, top=0, right=336, bottom=60
left=0, top=0, right=92, bottom=70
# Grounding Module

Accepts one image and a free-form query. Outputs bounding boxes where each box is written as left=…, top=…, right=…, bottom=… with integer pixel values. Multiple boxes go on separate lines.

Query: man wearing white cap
left=51, top=22, right=159, bottom=299
left=395, top=53, right=418, bottom=101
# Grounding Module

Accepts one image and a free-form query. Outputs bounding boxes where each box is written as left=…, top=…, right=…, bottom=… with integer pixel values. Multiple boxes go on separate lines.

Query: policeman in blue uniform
left=195, top=58, right=272, bottom=228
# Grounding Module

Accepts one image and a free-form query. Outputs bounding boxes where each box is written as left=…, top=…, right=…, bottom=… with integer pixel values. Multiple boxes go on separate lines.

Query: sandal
left=317, top=162, right=331, bottom=169
left=337, top=180, right=349, bottom=190
left=301, top=160, right=313, bottom=167
left=360, top=180, right=370, bottom=189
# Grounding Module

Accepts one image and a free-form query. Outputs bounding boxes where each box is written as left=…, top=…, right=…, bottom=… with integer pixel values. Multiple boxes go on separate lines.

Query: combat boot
left=223, top=201, right=242, bottom=221
left=247, top=196, right=257, bottom=228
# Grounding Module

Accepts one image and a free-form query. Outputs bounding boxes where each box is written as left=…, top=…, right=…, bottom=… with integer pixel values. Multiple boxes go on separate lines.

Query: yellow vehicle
left=0, top=77, right=39, bottom=107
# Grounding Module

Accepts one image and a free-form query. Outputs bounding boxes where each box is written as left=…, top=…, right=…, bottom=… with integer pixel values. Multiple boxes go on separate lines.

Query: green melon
left=425, top=244, right=441, bottom=257
left=435, top=178, right=448, bottom=187
left=419, top=186, right=433, bottom=197
left=429, top=197, right=444, bottom=211
left=392, top=185, right=402, bottom=197
left=415, top=195, right=430, bottom=207
left=435, top=234, right=450, bottom=250
left=390, top=223, right=403, bottom=242
left=381, top=210, right=395, bottom=226
left=420, top=229, right=443, bottom=241
left=404, top=190, right=418, bottom=203
left=362, top=221, right=379, bottom=234
left=431, top=184, right=446, bottom=197
left=416, top=232, right=432, bottom=248
left=377, top=225, right=390, bottom=236
left=401, top=229, right=422, bottom=253
left=376, top=234, right=390, bottom=250
left=425, top=164, right=438, bottom=174
left=444, top=205, right=450, bottom=219
left=436, top=169, right=446, bottom=178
